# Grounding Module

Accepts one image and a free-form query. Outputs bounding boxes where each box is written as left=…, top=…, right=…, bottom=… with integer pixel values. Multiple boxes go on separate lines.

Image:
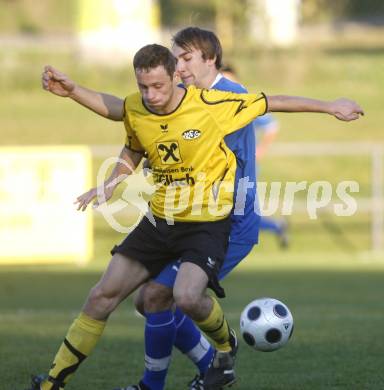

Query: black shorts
left=111, top=215, right=231, bottom=298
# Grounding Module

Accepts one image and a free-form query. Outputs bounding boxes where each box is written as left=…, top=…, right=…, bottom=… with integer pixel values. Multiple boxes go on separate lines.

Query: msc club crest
left=182, top=129, right=201, bottom=140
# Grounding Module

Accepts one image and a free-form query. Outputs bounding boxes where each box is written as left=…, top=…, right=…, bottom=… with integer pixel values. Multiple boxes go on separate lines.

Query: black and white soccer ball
left=240, top=297, right=294, bottom=352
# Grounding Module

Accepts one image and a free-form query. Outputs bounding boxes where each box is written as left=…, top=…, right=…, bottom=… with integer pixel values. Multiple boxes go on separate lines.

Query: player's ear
left=206, top=56, right=216, bottom=67
left=172, top=71, right=180, bottom=83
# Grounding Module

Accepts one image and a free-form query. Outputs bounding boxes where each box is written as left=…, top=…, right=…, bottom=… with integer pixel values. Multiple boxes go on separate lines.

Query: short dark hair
left=172, top=27, right=222, bottom=70
left=133, top=44, right=176, bottom=78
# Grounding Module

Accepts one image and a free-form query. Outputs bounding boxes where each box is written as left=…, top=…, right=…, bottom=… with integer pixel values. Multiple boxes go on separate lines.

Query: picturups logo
left=93, top=157, right=158, bottom=233
left=91, top=157, right=360, bottom=232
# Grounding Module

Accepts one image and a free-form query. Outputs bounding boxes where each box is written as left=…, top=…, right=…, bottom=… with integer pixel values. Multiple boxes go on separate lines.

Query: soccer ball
left=239, top=297, right=294, bottom=352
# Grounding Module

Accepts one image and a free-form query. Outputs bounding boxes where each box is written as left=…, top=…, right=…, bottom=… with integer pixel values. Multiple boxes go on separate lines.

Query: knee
left=134, top=289, right=146, bottom=316
left=141, top=282, right=174, bottom=313
left=87, top=284, right=120, bottom=315
left=174, top=291, right=201, bottom=317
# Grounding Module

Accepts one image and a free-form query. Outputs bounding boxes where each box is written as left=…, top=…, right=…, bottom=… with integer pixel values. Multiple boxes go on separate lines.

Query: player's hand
left=74, top=183, right=116, bottom=211
left=42, top=65, right=76, bottom=97
left=330, top=98, right=364, bottom=121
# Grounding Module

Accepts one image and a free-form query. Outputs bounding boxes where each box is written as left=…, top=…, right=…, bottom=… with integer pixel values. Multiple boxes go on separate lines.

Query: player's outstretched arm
left=266, top=95, right=364, bottom=121
left=42, top=65, right=124, bottom=121
left=75, top=146, right=142, bottom=211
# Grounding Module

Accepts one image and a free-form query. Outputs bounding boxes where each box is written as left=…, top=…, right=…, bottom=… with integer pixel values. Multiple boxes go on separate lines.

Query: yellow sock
left=41, top=312, right=106, bottom=390
left=195, top=296, right=231, bottom=352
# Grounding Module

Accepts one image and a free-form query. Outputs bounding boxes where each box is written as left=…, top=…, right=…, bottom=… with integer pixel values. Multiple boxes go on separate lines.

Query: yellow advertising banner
left=0, top=146, right=93, bottom=265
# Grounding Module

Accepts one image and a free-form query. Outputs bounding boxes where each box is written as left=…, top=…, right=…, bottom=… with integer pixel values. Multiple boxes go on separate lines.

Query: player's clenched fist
left=41, top=65, right=76, bottom=97
left=330, top=98, right=365, bottom=121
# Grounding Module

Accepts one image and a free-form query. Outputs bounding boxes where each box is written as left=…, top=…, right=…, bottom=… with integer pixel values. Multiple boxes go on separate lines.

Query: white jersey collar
left=209, top=73, right=223, bottom=89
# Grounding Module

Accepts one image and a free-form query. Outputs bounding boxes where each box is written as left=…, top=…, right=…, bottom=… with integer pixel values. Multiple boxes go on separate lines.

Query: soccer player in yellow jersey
left=31, top=43, right=363, bottom=390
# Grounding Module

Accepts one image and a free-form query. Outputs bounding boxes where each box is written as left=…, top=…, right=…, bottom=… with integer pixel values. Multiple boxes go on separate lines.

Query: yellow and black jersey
left=124, top=85, right=267, bottom=222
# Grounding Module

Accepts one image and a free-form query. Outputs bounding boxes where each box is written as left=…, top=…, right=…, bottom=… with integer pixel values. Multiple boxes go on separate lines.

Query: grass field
left=2, top=259, right=384, bottom=389
left=1, top=38, right=384, bottom=389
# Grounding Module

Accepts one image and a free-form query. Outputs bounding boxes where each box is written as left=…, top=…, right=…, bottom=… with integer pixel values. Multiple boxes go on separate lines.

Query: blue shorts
left=154, top=242, right=253, bottom=289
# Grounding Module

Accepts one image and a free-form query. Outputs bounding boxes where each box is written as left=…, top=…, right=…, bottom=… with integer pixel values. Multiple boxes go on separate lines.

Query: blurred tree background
left=1, top=0, right=383, bottom=140
left=1, top=0, right=384, bottom=34
left=301, top=0, right=384, bottom=23
left=0, top=0, right=77, bottom=34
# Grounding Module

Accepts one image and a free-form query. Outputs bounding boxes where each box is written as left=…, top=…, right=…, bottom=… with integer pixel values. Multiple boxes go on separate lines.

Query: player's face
left=172, top=44, right=215, bottom=89
left=135, top=66, right=176, bottom=112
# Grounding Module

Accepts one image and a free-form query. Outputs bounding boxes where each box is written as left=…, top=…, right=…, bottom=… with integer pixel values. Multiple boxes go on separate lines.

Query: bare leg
left=173, top=262, right=232, bottom=347
left=84, top=253, right=150, bottom=320
left=173, top=262, right=237, bottom=389
left=135, top=281, right=174, bottom=314
left=173, top=262, right=212, bottom=321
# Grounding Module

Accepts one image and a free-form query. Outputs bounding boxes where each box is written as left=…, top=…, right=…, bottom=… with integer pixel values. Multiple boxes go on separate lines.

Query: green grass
left=1, top=263, right=384, bottom=389
left=1, top=201, right=381, bottom=389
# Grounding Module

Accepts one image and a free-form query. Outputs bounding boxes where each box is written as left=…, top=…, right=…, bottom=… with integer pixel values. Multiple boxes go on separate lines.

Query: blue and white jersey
left=212, top=75, right=260, bottom=245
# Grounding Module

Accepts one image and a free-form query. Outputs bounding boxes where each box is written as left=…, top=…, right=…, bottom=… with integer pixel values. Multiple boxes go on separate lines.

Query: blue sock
left=142, top=310, right=176, bottom=390
left=173, top=307, right=214, bottom=375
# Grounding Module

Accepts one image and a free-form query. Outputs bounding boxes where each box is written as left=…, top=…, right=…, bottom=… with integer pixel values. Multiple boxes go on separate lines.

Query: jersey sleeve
left=200, top=89, right=267, bottom=135
left=123, top=97, right=145, bottom=154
